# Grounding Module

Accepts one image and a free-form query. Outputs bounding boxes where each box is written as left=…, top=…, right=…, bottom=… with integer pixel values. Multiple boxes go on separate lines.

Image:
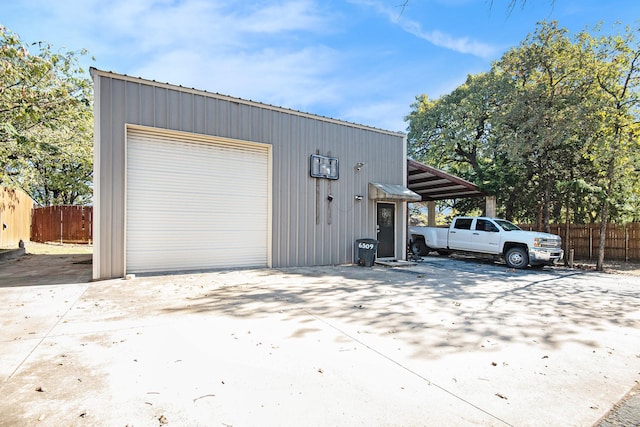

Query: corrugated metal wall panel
left=125, top=81, right=140, bottom=124
left=92, top=69, right=406, bottom=279
left=181, top=93, right=194, bottom=131
left=193, top=94, right=206, bottom=135
left=140, top=84, right=155, bottom=127
left=154, top=88, right=167, bottom=128
left=266, top=114, right=400, bottom=268
left=126, top=128, right=269, bottom=273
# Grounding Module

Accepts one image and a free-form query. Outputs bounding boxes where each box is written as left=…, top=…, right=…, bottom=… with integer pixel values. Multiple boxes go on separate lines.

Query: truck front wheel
left=505, top=247, right=528, bottom=269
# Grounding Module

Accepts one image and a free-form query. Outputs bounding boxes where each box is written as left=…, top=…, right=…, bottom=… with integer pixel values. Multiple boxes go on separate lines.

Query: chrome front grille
left=539, top=238, right=562, bottom=249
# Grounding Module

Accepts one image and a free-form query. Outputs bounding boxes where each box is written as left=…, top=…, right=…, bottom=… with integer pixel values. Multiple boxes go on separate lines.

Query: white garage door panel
left=126, top=129, right=269, bottom=273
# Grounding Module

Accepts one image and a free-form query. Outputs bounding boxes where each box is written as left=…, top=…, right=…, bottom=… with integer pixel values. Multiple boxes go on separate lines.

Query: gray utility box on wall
left=355, top=239, right=378, bottom=267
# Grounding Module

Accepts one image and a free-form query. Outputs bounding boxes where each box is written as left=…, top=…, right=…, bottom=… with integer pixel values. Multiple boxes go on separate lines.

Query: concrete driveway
left=0, top=254, right=639, bottom=426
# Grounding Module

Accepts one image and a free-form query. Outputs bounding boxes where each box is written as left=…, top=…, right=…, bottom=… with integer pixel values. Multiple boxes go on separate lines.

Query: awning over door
left=407, top=159, right=484, bottom=201
left=369, top=182, right=422, bottom=202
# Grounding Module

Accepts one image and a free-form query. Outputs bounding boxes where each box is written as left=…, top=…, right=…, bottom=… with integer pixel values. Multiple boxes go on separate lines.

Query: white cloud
left=342, top=98, right=411, bottom=133
left=350, top=0, right=499, bottom=59
left=5, top=0, right=430, bottom=129
left=237, top=0, right=332, bottom=33
left=18, top=0, right=334, bottom=56
left=132, top=44, right=344, bottom=110
left=18, top=0, right=344, bottom=104
left=97, top=0, right=334, bottom=53
left=401, top=21, right=498, bottom=59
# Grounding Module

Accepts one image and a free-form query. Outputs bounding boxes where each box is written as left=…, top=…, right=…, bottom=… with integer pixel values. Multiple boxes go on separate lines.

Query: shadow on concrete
left=156, top=259, right=640, bottom=360
left=0, top=253, right=92, bottom=287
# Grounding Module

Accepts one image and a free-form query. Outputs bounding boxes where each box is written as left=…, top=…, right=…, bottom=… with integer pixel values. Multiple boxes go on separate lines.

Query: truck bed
left=409, top=225, right=449, bottom=250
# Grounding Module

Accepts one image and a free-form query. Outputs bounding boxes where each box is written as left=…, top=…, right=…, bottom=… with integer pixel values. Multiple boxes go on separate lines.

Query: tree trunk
left=596, top=157, right=615, bottom=271
left=596, top=202, right=608, bottom=271
left=543, top=184, right=551, bottom=233
left=564, top=198, right=570, bottom=266
left=537, top=204, right=543, bottom=232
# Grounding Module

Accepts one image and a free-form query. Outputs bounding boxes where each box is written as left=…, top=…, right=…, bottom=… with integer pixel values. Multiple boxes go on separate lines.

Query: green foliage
left=0, top=25, right=93, bottom=205
left=406, top=21, right=640, bottom=229
left=406, top=72, right=521, bottom=218
left=578, top=23, right=640, bottom=220
left=409, top=202, right=457, bottom=225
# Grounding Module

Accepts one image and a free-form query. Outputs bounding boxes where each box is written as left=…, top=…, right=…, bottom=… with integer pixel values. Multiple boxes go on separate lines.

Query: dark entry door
left=376, top=203, right=395, bottom=258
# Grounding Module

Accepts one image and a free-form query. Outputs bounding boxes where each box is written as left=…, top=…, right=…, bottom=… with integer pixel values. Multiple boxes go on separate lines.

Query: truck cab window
left=476, top=219, right=498, bottom=232
left=494, top=219, right=521, bottom=231
left=453, top=218, right=473, bottom=230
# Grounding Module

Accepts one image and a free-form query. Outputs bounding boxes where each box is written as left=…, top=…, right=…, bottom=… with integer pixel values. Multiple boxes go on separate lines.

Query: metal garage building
left=91, top=68, right=419, bottom=280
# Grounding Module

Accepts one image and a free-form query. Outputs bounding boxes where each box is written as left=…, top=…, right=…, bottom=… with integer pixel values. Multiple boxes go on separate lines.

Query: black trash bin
left=356, top=238, right=379, bottom=267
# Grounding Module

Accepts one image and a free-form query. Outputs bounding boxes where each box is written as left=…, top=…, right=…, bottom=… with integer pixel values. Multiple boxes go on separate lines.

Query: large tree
left=0, top=25, right=92, bottom=205
left=494, top=21, right=597, bottom=230
left=406, top=71, right=524, bottom=218
left=578, top=24, right=640, bottom=270
left=406, top=21, right=640, bottom=269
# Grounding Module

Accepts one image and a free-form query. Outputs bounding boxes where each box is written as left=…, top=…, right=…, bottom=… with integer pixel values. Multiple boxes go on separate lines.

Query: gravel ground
left=596, top=382, right=640, bottom=427
left=571, top=260, right=640, bottom=277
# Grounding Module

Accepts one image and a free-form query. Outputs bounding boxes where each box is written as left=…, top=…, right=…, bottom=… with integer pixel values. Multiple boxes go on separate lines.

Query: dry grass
left=25, top=241, right=93, bottom=255
left=572, top=259, right=640, bottom=276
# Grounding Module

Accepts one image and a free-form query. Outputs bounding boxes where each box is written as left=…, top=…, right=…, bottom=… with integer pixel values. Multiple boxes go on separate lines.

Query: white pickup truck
left=409, top=217, right=564, bottom=269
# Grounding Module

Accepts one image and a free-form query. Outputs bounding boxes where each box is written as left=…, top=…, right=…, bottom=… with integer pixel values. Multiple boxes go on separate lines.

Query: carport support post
left=427, top=201, right=436, bottom=226
left=485, top=196, right=496, bottom=218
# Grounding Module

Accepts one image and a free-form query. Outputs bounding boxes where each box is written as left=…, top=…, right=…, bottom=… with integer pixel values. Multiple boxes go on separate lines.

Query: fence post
left=626, top=225, right=629, bottom=262
left=589, top=226, right=593, bottom=260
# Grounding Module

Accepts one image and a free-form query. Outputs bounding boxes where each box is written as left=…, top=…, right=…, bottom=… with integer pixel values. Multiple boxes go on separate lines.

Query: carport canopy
left=407, top=159, right=484, bottom=201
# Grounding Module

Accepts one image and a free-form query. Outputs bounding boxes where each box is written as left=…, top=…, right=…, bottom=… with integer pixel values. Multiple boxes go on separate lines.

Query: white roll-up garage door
left=126, top=128, right=270, bottom=274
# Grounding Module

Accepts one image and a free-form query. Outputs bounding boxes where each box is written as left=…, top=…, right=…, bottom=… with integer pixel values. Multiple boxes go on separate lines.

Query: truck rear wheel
left=505, top=247, right=528, bottom=269
left=411, top=240, right=428, bottom=256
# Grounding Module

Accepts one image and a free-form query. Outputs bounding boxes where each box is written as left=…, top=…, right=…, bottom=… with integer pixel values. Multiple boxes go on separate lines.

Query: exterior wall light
left=355, top=162, right=365, bottom=171
left=354, top=195, right=363, bottom=201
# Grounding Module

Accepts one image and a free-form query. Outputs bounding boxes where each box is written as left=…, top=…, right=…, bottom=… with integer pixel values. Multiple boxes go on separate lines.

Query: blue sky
left=1, top=0, right=638, bottom=132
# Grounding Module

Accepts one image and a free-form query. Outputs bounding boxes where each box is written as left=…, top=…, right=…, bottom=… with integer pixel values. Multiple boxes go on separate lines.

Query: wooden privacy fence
left=519, top=223, right=640, bottom=262
left=0, top=186, right=33, bottom=248
left=31, top=206, right=92, bottom=244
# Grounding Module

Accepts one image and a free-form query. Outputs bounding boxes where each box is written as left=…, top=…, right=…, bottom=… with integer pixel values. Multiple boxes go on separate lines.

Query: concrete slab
left=0, top=256, right=639, bottom=426
left=0, top=283, right=89, bottom=384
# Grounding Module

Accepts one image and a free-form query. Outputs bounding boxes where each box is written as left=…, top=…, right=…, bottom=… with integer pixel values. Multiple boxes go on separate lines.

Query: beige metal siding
left=126, top=128, right=270, bottom=273
left=92, top=69, right=406, bottom=279
left=269, top=120, right=406, bottom=267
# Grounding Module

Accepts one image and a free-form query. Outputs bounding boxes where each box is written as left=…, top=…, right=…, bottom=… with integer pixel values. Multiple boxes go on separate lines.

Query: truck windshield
left=494, top=219, right=521, bottom=231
